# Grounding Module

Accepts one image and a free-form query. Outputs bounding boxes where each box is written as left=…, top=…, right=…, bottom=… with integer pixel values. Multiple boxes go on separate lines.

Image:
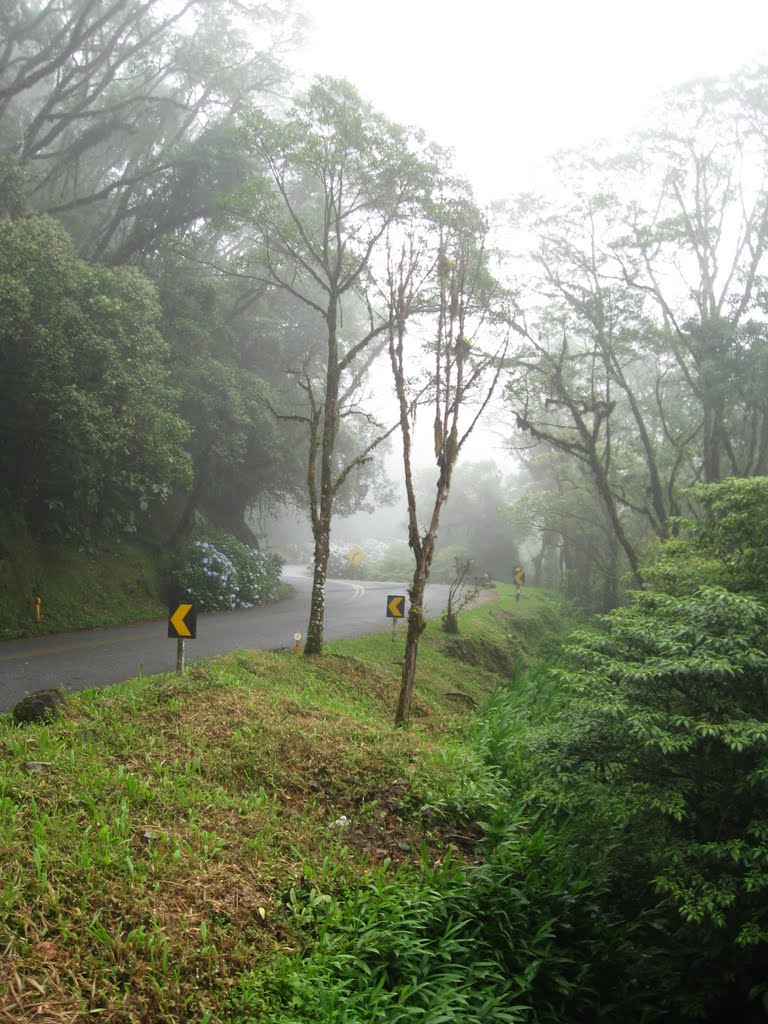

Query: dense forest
left=2, top=4, right=768, bottom=1016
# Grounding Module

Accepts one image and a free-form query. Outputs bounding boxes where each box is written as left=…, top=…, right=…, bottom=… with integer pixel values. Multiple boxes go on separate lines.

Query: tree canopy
left=504, top=73, right=768, bottom=608
left=0, top=215, right=190, bottom=537
left=0, top=0, right=300, bottom=259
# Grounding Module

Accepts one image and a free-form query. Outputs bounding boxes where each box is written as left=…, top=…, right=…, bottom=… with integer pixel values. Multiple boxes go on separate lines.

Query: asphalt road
left=0, top=567, right=450, bottom=712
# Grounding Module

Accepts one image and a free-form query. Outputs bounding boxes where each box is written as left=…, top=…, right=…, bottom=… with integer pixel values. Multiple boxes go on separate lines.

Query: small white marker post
left=176, top=638, right=185, bottom=675
left=294, top=631, right=302, bottom=656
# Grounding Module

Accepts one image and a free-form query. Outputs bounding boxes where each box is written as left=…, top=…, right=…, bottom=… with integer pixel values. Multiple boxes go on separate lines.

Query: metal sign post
left=168, top=602, right=197, bottom=674
left=386, top=595, right=405, bottom=642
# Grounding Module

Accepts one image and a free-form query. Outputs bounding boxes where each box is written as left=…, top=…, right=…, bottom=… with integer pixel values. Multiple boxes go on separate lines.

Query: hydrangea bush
left=175, top=535, right=283, bottom=610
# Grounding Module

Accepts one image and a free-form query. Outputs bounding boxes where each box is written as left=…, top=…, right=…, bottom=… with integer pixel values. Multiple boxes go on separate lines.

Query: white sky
left=295, top=0, right=768, bottom=202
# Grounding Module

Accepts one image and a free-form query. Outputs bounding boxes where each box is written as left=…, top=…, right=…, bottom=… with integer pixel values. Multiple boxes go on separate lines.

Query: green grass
left=0, top=586, right=577, bottom=1022
left=0, top=534, right=168, bottom=640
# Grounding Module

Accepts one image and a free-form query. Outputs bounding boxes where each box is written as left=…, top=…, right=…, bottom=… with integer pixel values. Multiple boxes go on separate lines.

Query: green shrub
left=174, top=535, right=283, bottom=610
left=532, top=583, right=768, bottom=1019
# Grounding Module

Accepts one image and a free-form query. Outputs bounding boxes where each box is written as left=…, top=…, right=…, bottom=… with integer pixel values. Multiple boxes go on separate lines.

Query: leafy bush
left=551, top=585, right=768, bottom=1018
left=456, top=481, right=768, bottom=1019
left=0, top=215, right=191, bottom=540
left=174, top=535, right=283, bottom=610
left=647, top=476, right=768, bottom=597
left=521, top=481, right=768, bottom=1019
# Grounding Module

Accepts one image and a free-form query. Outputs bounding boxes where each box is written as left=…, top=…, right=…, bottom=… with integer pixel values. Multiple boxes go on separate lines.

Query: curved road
left=0, top=567, right=450, bottom=712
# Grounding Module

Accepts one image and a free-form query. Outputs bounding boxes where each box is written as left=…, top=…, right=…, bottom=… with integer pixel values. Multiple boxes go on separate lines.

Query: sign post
left=386, top=594, right=405, bottom=641
left=294, top=631, right=302, bottom=656
left=168, top=602, right=197, bottom=675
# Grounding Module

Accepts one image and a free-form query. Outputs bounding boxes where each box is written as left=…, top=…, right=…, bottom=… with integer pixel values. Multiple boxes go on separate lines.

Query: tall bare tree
left=226, top=78, right=436, bottom=653
left=388, top=192, right=509, bottom=725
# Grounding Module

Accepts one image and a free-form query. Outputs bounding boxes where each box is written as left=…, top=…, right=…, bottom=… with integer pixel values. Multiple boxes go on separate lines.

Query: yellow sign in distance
left=347, top=546, right=365, bottom=568
left=513, top=566, right=525, bottom=587
left=168, top=602, right=196, bottom=639
left=387, top=595, right=405, bottom=618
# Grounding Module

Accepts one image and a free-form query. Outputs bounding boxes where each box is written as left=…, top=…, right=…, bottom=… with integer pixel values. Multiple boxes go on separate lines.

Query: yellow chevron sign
left=514, top=566, right=525, bottom=587
left=347, top=546, right=365, bottom=567
left=168, top=602, right=196, bottom=639
left=387, top=595, right=405, bottom=618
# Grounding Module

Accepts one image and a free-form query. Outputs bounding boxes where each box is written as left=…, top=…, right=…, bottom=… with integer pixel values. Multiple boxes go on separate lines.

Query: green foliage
left=524, top=479, right=768, bottom=1018
left=157, top=261, right=305, bottom=534
left=229, top=861, right=525, bottom=1023
left=0, top=216, right=191, bottom=539
left=174, top=534, right=283, bottom=610
left=650, top=477, right=768, bottom=596
left=473, top=669, right=565, bottom=781
left=1, top=0, right=296, bottom=260
left=0, top=155, right=27, bottom=217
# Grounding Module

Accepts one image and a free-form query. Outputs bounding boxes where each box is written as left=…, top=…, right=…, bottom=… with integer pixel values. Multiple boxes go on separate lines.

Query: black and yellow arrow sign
left=513, top=566, right=525, bottom=587
left=386, top=594, right=405, bottom=619
left=168, top=602, right=197, bottom=639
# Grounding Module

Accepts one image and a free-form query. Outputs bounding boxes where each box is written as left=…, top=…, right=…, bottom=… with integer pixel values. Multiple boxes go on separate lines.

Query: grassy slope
left=0, top=535, right=169, bottom=640
left=0, top=586, right=571, bottom=1023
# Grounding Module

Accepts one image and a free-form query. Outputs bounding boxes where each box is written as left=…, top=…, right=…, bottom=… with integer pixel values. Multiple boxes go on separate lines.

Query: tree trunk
left=305, top=420, right=336, bottom=655
left=610, top=358, right=668, bottom=536
left=586, top=445, right=641, bottom=586
left=304, top=299, right=340, bottom=656
left=601, top=531, right=620, bottom=612
left=305, top=523, right=330, bottom=655
left=168, top=477, right=205, bottom=552
left=395, top=560, right=430, bottom=726
left=702, top=404, right=721, bottom=483
left=532, top=534, right=548, bottom=588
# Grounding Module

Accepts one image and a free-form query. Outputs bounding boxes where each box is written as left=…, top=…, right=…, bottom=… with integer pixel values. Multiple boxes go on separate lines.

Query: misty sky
left=297, top=0, right=768, bottom=201
left=289, top=0, right=768, bottom=476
